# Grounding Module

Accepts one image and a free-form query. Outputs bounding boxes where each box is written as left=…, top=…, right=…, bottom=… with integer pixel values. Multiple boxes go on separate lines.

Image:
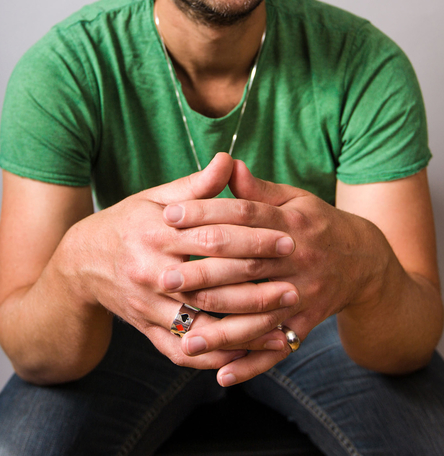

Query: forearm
left=0, top=243, right=113, bottom=385
left=1, top=156, right=301, bottom=389
left=337, top=223, right=443, bottom=374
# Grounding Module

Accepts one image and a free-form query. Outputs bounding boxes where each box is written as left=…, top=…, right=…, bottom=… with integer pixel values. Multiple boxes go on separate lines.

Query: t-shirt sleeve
left=0, top=27, right=99, bottom=186
left=336, top=22, right=431, bottom=184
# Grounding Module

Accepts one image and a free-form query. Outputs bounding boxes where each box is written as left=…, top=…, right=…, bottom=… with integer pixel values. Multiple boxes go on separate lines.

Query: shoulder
left=10, top=0, right=155, bottom=92
left=266, top=0, right=368, bottom=34
left=265, top=0, right=414, bottom=99
left=266, top=0, right=402, bottom=60
left=56, top=0, right=149, bottom=29
left=20, top=0, right=152, bottom=64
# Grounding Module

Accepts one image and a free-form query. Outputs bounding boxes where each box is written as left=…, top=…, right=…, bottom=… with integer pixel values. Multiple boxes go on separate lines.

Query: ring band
left=170, top=303, right=201, bottom=337
left=278, top=324, right=301, bottom=352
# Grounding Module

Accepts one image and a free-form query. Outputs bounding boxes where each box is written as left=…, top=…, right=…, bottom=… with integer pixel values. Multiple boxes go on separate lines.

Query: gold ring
left=278, top=324, right=301, bottom=352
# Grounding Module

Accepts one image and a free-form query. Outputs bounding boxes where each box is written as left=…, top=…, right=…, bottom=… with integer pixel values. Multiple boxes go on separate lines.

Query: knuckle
left=208, top=359, right=225, bottom=370
left=288, top=209, right=308, bottom=230
left=126, top=296, right=146, bottom=315
left=244, top=258, right=265, bottom=279
left=252, top=231, right=265, bottom=256
left=215, top=326, right=231, bottom=348
left=119, top=256, right=147, bottom=285
left=304, top=280, right=323, bottom=299
left=194, top=264, right=212, bottom=288
left=193, top=289, right=218, bottom=311
left=246, top=361, right=267, bottom=380
left=184, top=175, right=198, bottom=199
left=141, top=228, right=166, bottom=249
left=196, top=202, right=208, bottom=223
left=197, top=226, right=228, bottom=255
left=261, top=311, right=281, bottom=331
left=169, top=352, right=187, bottom=367
left=237, top=199, right=256, bottom=223
left=296, top=247, right=321, bottom=268
left=206, top=357, right=227, bottom=370
left=254, top=291, right=268, bottom=313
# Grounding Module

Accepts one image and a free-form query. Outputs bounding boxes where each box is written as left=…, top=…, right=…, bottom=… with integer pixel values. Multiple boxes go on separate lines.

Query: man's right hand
left=0, top=153, right=298, bottom=384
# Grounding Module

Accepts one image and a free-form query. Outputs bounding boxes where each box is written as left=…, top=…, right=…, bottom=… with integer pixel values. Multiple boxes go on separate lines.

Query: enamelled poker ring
left=170, top=304, right=201, bottom=337
left=278, top=324, right=301, bottom=352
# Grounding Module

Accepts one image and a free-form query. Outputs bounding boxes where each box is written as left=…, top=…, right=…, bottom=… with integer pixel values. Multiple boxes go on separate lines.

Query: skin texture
left=0, top=154, right=442, bottom=386
left=0, top=155, right=298, bottom=385
left=0, top=0, right=442, bottom=387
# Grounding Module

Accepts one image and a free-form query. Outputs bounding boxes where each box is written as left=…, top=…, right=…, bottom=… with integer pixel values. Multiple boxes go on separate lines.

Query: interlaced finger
left=164, top=224, right=294, bottom=259
left=160, top=256, right=294, bottom=292
left=216, top=348, right=292, bottom=387
left=181, top=306, right=296, bottom=356
left=180, top=281, right=299, bottom=314
left=164, top=198, right=286, bottom=230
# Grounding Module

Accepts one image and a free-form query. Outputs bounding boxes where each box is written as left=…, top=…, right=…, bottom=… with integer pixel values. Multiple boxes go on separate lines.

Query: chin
left=173, top=0, right=264, bottom=27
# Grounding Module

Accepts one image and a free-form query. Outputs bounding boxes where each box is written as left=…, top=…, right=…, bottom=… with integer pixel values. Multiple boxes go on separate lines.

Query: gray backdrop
left=0, top=0, right=443, bottom=389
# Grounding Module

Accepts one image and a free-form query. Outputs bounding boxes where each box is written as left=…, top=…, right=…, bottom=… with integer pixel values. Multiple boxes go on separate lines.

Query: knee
left=0, top=376, right=85, bottom=456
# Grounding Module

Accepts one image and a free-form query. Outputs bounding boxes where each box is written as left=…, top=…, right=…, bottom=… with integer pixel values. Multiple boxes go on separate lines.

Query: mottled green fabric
left=0, top=0, right=430, bottom=209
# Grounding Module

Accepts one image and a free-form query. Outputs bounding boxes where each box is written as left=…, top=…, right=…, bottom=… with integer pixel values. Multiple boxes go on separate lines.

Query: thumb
left=146, top=152, right=234, bottom=205
left=229, top=159, right=308, bottom=206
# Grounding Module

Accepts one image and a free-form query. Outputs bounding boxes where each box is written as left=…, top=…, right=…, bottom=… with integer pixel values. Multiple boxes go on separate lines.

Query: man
left=0, top=0, right=443, bottom=454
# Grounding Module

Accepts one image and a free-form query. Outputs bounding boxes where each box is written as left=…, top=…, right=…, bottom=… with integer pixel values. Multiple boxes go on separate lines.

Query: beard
left=172, top=0, right=264, bottom=27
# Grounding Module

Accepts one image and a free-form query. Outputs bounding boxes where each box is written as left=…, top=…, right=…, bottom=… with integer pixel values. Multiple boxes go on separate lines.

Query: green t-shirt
left=0, top=0, right=431, bottom=209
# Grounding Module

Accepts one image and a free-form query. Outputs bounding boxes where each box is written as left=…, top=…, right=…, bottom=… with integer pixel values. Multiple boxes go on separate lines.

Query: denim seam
left=267, top=367, right=362, bottom=456
left=116, top=368, right=200, bottom=456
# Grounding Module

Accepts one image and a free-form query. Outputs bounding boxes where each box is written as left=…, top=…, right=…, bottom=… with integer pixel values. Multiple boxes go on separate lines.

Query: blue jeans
left=0, top=316, right=443, bottom=455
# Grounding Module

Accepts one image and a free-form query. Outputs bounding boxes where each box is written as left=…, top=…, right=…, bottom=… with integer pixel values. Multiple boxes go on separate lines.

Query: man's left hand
left=160, top=159, right=385, bottom=385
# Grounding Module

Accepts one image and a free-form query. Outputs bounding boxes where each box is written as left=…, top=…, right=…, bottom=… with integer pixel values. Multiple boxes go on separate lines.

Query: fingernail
left=163, top=270, right=184, bottom=290
left=186, top=336, right=207, bottom=355
left=264, top=340, right=285, bottom=350
left=164, top=205, right=184, bottom=223
left=276, top=237, right=295, bottom=255
left=280, top=291, right=299, bottom=307
left=220, top=373, right=237, bottom=387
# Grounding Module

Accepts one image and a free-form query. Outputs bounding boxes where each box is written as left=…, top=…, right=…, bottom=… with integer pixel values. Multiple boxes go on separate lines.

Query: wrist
left=346, top=215, right=394, bottom=309
left=52, top=221, right=102, bottom=308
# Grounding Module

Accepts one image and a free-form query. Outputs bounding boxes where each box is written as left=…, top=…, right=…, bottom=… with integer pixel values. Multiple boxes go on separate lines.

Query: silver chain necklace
left=155, top=14, right=266, bottom=171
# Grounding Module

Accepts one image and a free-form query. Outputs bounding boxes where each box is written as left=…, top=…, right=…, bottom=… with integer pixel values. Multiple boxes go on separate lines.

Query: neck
left=154, top=0, right=266, bottom=82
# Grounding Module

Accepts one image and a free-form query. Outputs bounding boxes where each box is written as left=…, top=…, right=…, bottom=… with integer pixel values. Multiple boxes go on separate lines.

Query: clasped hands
left=82, top=153, right=370, bottom=387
